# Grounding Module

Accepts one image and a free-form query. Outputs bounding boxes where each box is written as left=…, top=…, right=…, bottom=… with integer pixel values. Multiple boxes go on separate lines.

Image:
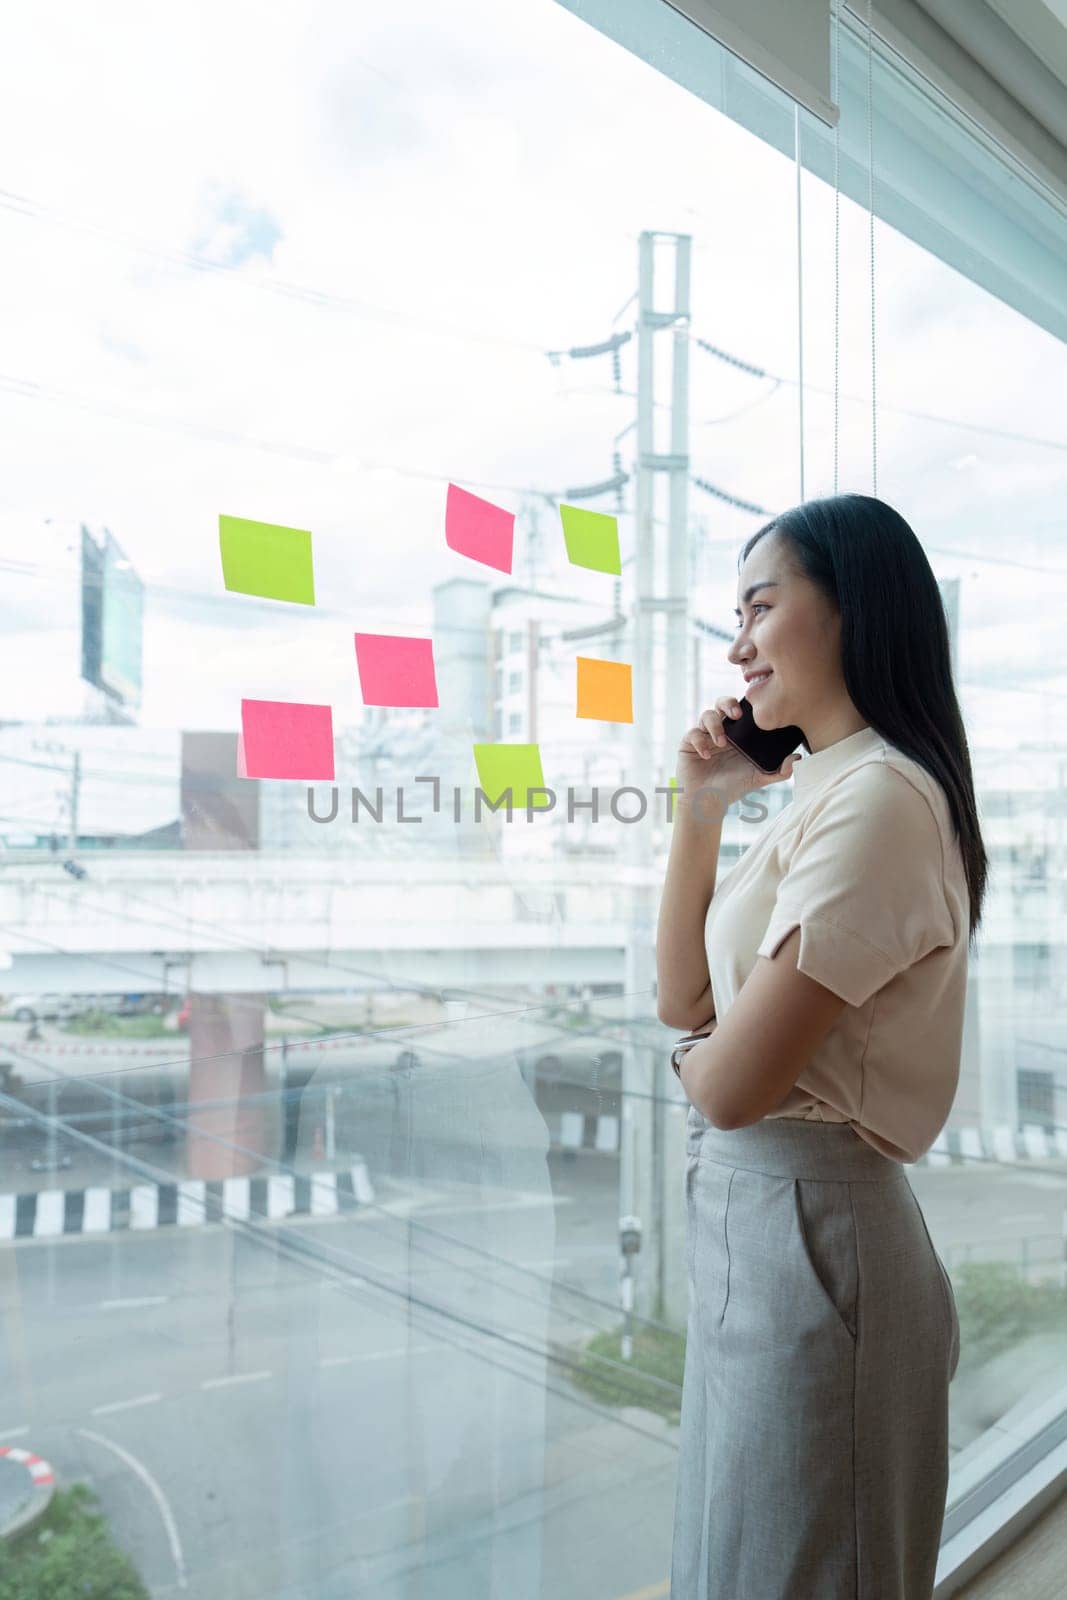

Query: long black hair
left=740, top=494, right=988, bottom=947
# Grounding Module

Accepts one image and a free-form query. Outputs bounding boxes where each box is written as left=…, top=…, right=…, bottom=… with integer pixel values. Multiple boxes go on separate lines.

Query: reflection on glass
left=0, top=0, right=1064, bottom=1592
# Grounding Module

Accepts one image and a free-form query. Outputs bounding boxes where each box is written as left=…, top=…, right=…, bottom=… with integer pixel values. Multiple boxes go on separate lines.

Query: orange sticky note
left=445, top=483, right=514, bottom=573
left=240, top=699, right=335, bottom=780
left=576, top=657, right=633, bottom=723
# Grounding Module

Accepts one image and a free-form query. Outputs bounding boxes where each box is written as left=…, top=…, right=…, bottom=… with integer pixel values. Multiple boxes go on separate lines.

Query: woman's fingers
left=700, top=698, right=743, bottom=747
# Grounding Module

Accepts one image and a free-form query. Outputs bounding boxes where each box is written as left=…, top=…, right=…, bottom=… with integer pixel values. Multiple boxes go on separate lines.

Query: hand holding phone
left=675, top=695, right=802, bottom=812
left=721, top=694, right=805, bottom=775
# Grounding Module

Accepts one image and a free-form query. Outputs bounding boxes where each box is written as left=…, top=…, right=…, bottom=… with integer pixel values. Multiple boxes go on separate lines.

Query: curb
left=528, top=1111, right=1067, bottom=1167
left=0, top=1159, right=375, bottom=1241
left=0, top=1447, right=55, bottom=1541
left=919, top=1123, right=1067, bottom=1169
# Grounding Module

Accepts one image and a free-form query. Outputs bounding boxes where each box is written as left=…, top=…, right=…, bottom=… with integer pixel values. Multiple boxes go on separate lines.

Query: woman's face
left=726, top=532, right=844, bottom=732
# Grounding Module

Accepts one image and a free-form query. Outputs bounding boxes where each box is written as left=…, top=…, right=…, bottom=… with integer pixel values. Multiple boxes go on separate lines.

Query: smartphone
left=721, top=695, right=806, bottom=775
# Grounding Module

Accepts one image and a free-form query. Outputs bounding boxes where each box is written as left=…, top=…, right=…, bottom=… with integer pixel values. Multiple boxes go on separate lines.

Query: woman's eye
left=733, top=604, right=767, bottom=628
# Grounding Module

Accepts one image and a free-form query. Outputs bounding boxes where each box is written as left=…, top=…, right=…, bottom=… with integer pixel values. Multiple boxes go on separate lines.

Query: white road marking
left=320, top=1346, right=435, bottom=1369
left=201, top=1370, right=272, bottom=1391
left=99, top=1296, right=170, bottom=1311
left=92, top=1393, right=162, bottom=1417
left=0, top=1425, right=30, bottom=1440
left=424, top=1194, right=567, bottom=1217
left=77, top=1426, right=187, bottom=1590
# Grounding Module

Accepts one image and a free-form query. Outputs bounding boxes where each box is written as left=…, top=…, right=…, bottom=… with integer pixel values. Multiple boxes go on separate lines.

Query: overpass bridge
left=0, top=851, right=648, bottom=996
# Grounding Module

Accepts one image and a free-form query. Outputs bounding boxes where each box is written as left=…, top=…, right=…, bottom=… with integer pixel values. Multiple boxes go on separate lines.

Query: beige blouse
left=702, top=723, right=969, bottom=1164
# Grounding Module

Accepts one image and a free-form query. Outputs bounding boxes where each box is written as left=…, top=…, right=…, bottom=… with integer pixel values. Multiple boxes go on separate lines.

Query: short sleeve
left=755, top=767, right=956, bottom=1007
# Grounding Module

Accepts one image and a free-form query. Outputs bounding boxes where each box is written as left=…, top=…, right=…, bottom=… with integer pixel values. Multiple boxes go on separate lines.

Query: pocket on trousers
left=908, top=1187, right=959, bottom=1347
left=683, top=1155, right=698, bottom=1282
left=792, top=1179, right=858, bottom=1343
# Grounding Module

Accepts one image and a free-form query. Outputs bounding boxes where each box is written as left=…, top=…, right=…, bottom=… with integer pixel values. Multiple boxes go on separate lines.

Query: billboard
left=81, top=526, right=144, bottom=711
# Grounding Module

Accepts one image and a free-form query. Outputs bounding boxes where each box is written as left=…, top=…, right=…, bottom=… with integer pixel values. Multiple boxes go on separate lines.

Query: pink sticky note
left=236, top=732, right=248, bottom=778
left=240, top=699, right=335, bottom=780
left=445, top=483, right=514, bottom=573
left=354, top=633, right=439, bottom=708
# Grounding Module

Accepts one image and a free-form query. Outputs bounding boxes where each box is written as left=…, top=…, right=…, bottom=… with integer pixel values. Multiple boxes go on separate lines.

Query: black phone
left=722, top=695, right=806, bottom=775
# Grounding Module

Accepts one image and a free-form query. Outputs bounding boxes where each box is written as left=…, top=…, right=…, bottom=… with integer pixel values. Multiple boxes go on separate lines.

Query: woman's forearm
left=675, top=1028, right=718, bottom=1110
left=655, top=790, right=724, bottom=1031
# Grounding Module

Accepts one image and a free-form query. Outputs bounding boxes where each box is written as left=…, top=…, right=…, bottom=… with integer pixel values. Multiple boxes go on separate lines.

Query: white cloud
left=0, top=0, right=1062, bottom=746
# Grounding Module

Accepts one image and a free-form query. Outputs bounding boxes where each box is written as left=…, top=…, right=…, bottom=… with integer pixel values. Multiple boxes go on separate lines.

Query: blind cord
left=833, top=0, right=841, bottom=495
left=867, top=0, right=878, bottom=496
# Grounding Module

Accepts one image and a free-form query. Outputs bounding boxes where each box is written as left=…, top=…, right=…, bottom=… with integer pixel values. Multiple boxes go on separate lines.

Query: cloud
left=190, top=184, right=283, bottom=268
left=0, top=0, right=1062, bottom=744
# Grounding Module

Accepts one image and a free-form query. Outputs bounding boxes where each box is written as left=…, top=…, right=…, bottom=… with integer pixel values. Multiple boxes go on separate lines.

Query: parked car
left=116, top=993, right=173, bottom=1017
left=0, top=993, right=83, bottom=1024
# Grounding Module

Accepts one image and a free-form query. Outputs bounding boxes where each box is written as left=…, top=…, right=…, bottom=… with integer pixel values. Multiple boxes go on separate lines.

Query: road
left=2, top=1047, right=1066, bottom=1597
left=0, top=1147, right=689, bottom=1600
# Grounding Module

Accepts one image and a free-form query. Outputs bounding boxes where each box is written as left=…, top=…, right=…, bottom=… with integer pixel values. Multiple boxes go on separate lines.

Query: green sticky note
left=219, top=515, right=315, bottom=605
left=473, top=744, right=553, bottom=811
left=559, top=504, right=621, bottom=575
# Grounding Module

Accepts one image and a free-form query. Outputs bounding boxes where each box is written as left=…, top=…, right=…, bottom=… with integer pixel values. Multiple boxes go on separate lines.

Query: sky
left=0, top=0, right=1064, bottom=759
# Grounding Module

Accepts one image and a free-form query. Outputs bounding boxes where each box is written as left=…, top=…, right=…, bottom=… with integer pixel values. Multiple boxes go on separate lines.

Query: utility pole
left=69, top=750, right=81, bottom=853
left=621, top=231, right=691, bottom=1325
left=31, top=740, right=81, bottom=852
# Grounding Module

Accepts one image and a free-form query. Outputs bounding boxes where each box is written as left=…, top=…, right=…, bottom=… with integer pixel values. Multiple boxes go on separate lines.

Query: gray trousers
left=671, top=1105, right=960, bottom=1600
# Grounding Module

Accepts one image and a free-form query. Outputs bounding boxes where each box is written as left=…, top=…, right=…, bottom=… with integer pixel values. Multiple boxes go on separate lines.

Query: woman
left=658, top=495, right=987, bottom=1600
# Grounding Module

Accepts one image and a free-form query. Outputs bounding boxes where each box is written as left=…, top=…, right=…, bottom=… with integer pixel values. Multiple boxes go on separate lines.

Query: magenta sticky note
left=354, top=633, right=439, bottom=708
left=445, top=482, right=514, bottom=574
left=240, top=699, right=335, bottom=780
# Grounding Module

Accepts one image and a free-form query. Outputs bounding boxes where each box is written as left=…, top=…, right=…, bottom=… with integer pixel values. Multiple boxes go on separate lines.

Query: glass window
left=1, top=1, right=1064, bottom=1591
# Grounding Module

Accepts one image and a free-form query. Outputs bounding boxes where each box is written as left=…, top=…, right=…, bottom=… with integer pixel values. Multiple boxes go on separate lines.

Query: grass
left=562, top=1260, right=1066, bottom=1426
left=953, top=1260, right=1067, bottom=1368
left=563, top=1324, right=686, bottom=1425
left=61, top=1011, right=172, bottom=1038
left=0, top=1482, right=149, bottom=1600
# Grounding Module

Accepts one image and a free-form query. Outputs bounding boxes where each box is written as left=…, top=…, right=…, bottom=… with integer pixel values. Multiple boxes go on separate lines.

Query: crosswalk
left=0, top=1160, right=375, bottom=1240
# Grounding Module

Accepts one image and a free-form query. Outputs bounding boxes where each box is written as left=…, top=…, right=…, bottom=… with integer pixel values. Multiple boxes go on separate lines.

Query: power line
left=691, top=331, right=1067, bottom=454
left=3, top=174, right=1063, bottom=459
left=0, top=372, right=615, bottom=503
left=0, top=187, right=547, bottom=356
